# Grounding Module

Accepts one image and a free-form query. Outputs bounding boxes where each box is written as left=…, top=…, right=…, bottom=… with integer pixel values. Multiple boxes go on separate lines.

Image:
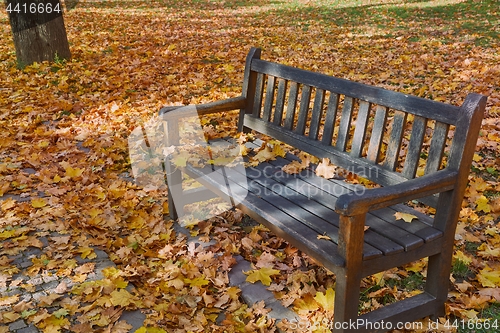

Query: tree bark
left=6, top=0, right=71, bottom=68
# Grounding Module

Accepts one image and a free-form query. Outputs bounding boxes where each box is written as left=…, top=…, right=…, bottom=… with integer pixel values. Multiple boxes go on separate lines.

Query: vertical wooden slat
left=239, top=47, right=261, bottom=132
left=295, top=85, right=312, bottom=135
left=425, top=121, right=449, bottom=174
left=402, top=116, right=428, bottom=178
left=262, top=76, right=276, bottom=121
left=273, top=79, right=288, bottom=126
left=383, top=110, right=407, bottom=171
left=350, top=101, right=371, bottom=157
left=283, top=82, right=299, bottom=130
left=367, top=105, right=388, bottom=163
left=308, top=89, right=325, bottom=140
left=322, top=93, right=339, bottom=145
left=252, top=73, right=265, bottom=117
left=336, top=96, right=355, bottom=151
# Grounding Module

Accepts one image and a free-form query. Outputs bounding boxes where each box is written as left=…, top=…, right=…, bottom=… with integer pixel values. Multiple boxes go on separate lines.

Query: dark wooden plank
left=366, top=105, right=388, bottom=164
left=294, top=85, right=312, bottom=135
left=403, top=115, right=428, bottom=179
left=273, top=79, right=287, bottom=126
left=357, top=292, right=439, bottom=331
left=350, top=100, right=371, bottom=157
left=308, top=89, right=325, bottom=140
left=321, top=92, right=339, bottom=145
left=251, top=59, right=460, bottom=125
left=252, top=73, right=265, bottom=117
left=336, top=96, right=354, bottom=151
left=160, top=96, right=246, bottom=119
left=261, top=157, right=425, bottom=252
left=283, top=81, right=298, bottom=130
left=424, top=121, right=449, bottom=175
left=383, top=110, right=407, bottom=171
left=262, top=75, right=276, bottom=122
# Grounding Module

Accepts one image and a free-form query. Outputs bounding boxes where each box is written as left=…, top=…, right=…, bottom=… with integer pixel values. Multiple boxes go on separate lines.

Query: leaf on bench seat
left=317, top=234, right=331, bottom=240
left=250, top=143, right=276, bottom=164
left=394, top=212, right=418, bottom=223
left=315, top=157, right=338, bottom=179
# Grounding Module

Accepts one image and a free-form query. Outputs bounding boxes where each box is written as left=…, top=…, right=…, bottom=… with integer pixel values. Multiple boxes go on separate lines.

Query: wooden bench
left=158, top=48, right=486, bottom=332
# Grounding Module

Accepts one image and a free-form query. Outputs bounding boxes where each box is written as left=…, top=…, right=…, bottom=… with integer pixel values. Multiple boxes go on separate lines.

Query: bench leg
left=164, top=158, right=183, bottom=220
left=334, top=269, right=362, bottom=333
left=334, top=214, right=365, bottom=333
left=425, top=250, right=452, bottom=319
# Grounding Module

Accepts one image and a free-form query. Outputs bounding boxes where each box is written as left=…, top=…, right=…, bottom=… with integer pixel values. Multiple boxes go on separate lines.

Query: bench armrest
left=335, top=169, right=458, bottom=216
left=159, top=96, right=247, bottom=119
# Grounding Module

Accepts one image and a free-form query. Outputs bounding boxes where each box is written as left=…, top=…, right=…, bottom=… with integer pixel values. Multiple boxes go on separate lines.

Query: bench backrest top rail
left=250, top=58, right=461, bottom=126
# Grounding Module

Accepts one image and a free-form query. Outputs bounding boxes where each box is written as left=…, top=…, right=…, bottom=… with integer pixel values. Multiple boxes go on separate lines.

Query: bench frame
left=159, top=48, right=486, bottom=332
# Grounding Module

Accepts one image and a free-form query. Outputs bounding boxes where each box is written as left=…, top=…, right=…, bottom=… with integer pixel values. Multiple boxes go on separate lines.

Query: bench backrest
left=239, top=48, right=486, bottom=207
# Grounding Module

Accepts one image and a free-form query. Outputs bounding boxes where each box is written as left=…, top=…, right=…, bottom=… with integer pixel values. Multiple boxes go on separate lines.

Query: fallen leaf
left=245, top=267, right=280, bottom=286
left=394, top=212, right=418, bottom=223
left=317, top=234, right=331, bottom=240
left=315, top=158, right=337, bottom=179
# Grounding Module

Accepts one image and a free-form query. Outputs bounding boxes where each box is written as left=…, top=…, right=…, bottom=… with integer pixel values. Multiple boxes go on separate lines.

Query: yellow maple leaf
left=110, top=289, right=135, bottom=307
left=315, top=158, right=336, bottom=179
left=314, top=288, right=335, bottom=314
left=453, top=250, right=473, bottom=265
left=253, top=145, right=276, bottom=163
left=60, top=161, right=84, bottom=178
left=1, top=311, right=21, bottom=323
left=184, top=277, right=210, bottom=287
left=272, top=143, right=286, bottom=158
left=477, top=243, right=500, bottom=258
left=475, top=195, right=491, bottom=213
left=87, top=208, right=102, bottom=218
left=245, top=267, right=280, bottom=286
left=282, top=160, right=304, bottom=174
left=31, top=197, right=47, bottom=208
left=477, top=266, right=500, bottom=288
left=78, top=247, right=96, bottom=259
left=112, top=321, right=133, bottom=333
left=405, top=259, right=427, bottom=273
left=293, top=293, right=319, bottom=314
left=394, top=211, right=418, bottom=223
left=0, top=295, right=19, bottom=306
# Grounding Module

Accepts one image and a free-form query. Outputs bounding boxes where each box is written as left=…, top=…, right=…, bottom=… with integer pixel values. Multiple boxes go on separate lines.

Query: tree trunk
left=6, top=0, right=71, bottom=68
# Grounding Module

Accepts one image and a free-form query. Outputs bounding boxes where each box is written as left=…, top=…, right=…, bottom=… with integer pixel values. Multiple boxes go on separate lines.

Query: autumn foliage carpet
left=1, top=0, right=500, bottom=332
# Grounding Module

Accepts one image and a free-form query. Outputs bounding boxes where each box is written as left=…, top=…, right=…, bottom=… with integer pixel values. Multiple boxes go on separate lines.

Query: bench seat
left=184, top=138, right=444, bottom=276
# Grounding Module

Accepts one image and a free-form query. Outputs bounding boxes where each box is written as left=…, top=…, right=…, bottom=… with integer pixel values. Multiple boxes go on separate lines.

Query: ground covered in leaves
left=1, top=0, right=500, bottom=332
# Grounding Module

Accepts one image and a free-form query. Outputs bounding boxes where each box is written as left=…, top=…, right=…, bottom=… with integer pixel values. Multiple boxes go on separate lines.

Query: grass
left=457, top=303, right=500, bottom=333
